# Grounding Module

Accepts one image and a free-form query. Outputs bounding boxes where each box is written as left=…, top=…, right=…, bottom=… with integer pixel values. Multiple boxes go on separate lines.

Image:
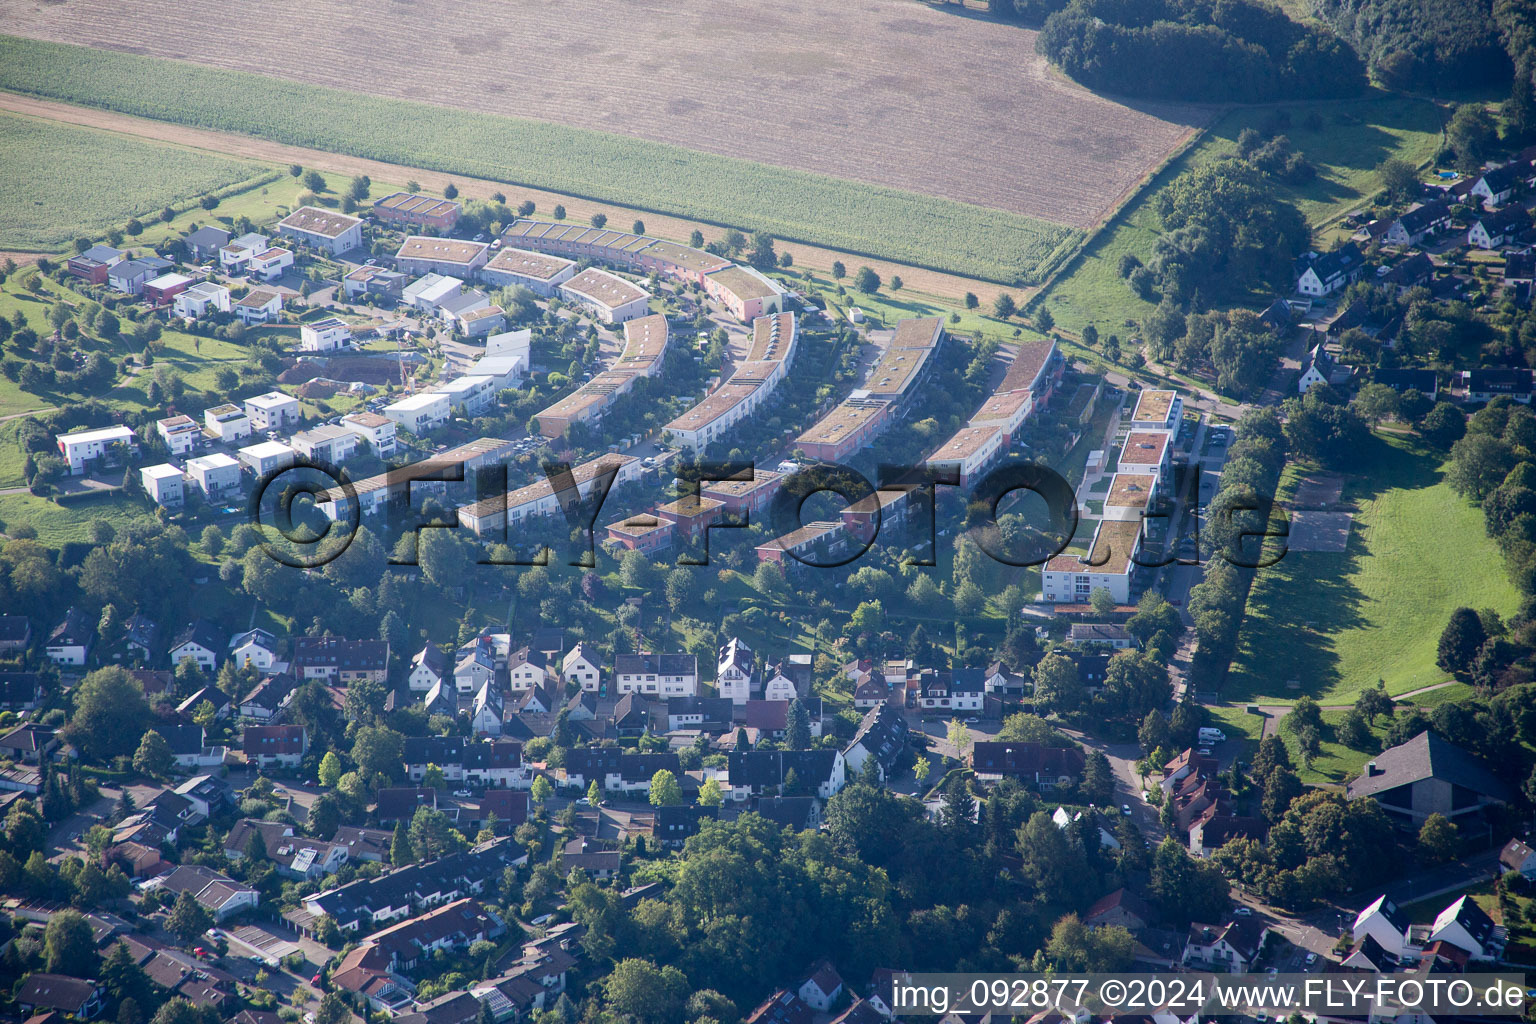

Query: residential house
left=204, top=404, right=252, bottom=442
left=1430, top=895, right=1503, bottom=960
left=229, top=629, right=281, bottom=672
left=341, top=411, right=397, bottom=456
left=798, top=960, right=844, bottom=1013
left=1181, top=917, right=1270, bottom=973
left=564, top=749, right=680, bottom=797
left=971, top=742, right=1086, bottom=790
left=56, top=425, right=137, bottom=475
left=1469, top=206, right=1534, bottom=249
left=293, top=637, right=389, bottom=683
left=184, top=226, right=230, bottom=261
left=185, top=453, right=242, bottom=501
left=1462, top=367, right=1535, bottom=404
left=409, top=643, right=449, bottom=693
left=243, top=725, right=307, bottom=768
left=46, top=607, right=94, bottom=666
left=727, top=748, right=845, bottom=801
left=1472, top=162, right=1526, bottom=206
left=0, top=671, right=43, bottom=711
left=1501, top=837, right=1536, bottom=878
left=221, top=233, right=269, bottom=272
left=169, top=620, right=224, bottom=673
left=1298, top=342, right=1336, bottom=394
left=1384, top=201, right=1452, bottom=247
left=1352, top=894, right=1412, bottom=958
left=614, top=652, right=698, bottom=697
left=244, top=391, right=301, bottom=432
left=716, top=637, right=756, bottom=705
left=300, top=317, right=352, bottom=352
left=1083, top=888, right=1153, bottom=931
left=654, top=804, right=717, bottom=847
left=562, top=643, right=602, bottom=692
left=234, top=288, right=282, bottom=324
left=0, top=615, right=32, bottom=655
left=172, top=282, right=231, bottom=319
left=156, top=414, right=201, bottom=456
left=744, top=990, right=813, bottom=1024
left=15, top=975, right=104, bottom=1019
left=843, top=704, right=908, bottom=782
left=1295, top=243, right=1365, bottom=298
left=154, top=863, right=258, bottom=920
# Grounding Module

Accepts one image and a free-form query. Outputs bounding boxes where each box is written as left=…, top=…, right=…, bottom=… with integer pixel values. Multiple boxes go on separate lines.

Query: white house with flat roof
left=234, top=288, right=282, bottom=324
left=486, top=329, right=531, bottom=362
left=204, top=404, right=252, bottom=442
left=238, top=440, right=297, bottom=477
left=244, top=391, right=301, bottom=432
left=56, top=425, right=137, bottom=475
left=185, top=453, right=242, bottom=501
left=1129, top=390, right=1183, bottom=431
left=469, top=354, right=525, bottom=391
left=141, top=464, right=185, bottom=507
left=402, top=273, right=463, bottom=312
left=1117, top=430, right=1172, bottom=486
left=1040, top=519, right=1143, bottom=605
left=341, top=412, right=397, bottom=456
left=156, top=415, right=201, bottom=457
left=277, top=206, right=364, bottom=254
left=384, top=392, right=451, bottom=435
left=435, top=375, right=496, bottom=415
left=247, top=248, right=294, bottom=281
left=172, top=282, right=231, bottom=319
left=221, top=233, right=268, bottom=272
left=300, top=318, right=352, bottom=352
left=290, top=425, right=358, bottom=463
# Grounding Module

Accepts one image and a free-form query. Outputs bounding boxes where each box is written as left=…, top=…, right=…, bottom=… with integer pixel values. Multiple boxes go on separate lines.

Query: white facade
left=238, top=440, right=297, bottom=477
left=247, top=248, right=295, bottom=281
left=277, top=206, right=365, bottom=255
left=290, top=425, right=358, bottom=463
left=245, top=391, right=301, bottom=431
left=157, top=416, right=200, bottom=457
left=300, top=317, right=352, bottom=352
left=204, top=405, right=252, bottom=441
left=1352, top=895, right=1410, bottom=958
left=341, top=412, right=398, bottom=456
left=384, top=392, right=451, bottom=435
left=141, top=464, right=185, bottom=507
left=186, top=453, right=243, bottom=501
left=562, top=644, right=602, bottom=691
left=235, top=289, right=283, bottom=324
left=221, top=233, right=268, bottom=271
left=56, top=425, right=137, bottom=475
left=173, top=282, right=231, bottom=319
left=435, top=375, right=496, bottom=415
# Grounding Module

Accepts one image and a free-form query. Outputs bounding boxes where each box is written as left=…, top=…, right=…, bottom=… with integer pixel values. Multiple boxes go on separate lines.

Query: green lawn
left=0, top=109, right=266, bottom=251
left=1226, top=432, right=1521, bottom=705
left=1036, top=92, right=1445, bottom=338
left=0, top=491, right=158, bottom=545
left=0, top=35, right=1077, bottom=284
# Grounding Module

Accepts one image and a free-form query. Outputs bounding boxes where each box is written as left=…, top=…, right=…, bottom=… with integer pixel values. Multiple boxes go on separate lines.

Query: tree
left=1421, top=402, right=1466, bottom=447
left=166, top=890, right=213, bottom=945
left=603, top=958, right=688, bottom=1024
left=391, top=820, right=413, bottom=867
left=408, top=806, right=460, bottom=860
left=351, top=725, right=404, bottom=781
left=1032, top=652, right=1084, bottom=714
left=1354, top=681, right=1394, bottom=725
left=1376, top=157, right=1420, bottom=202
left=289, top=164, right=303, bottom=177
left=443, top=182, right=459, bottom=199
left=422, top=763, right=447, bottom=790
left=1335, top=709, right=1374, bottom=751
left=992, top=293, right=1017, bottom=319
left=318, top=750, right=343, bottom=788
left=1352, top=382, right=1399, bottom=425
left=45, top=909, right=97, bottom=975
left=649, top=768, right=682, bottom=806
left=302, top=169, right=326, bottom=193
left=853, top=266, right=880, bottom=293
left=1089, top=587, right=1116, bottom=616
left=1138, top=709, right=1171, bottom=753
left=132, top=731, right=173, bottom=778
left=532, top=775, right=553, bottom=803
left=785, top=699, right=811, bottom=750
left=1261, top=766, right=1303, bottom=822
left=1437, top=607, right=1487, bottom=678
left=1418, top=812, right=1459, bottom=864
left=1447, top=103, right=1498, bottom=172
left=590, top=212, right=607, bottom=228
left=587, top=780, right=603, bottom=806
left=698, top=777, right=724, bottom=807
left=964, top=292, right=979, bottom=309
left=553, top=204, right=566, bottom=220
left=63, top=667, right=151, bottom=761
left=831, top=260, right=845, bottom=279
left=947, top=717, right=972, bottom=754
left=314, top=993, right=353, bottom=1024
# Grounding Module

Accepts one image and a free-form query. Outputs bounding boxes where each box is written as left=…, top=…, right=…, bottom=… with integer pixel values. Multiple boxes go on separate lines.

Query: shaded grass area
left=1226, top=432, right=1520, bottom=705
left=0, top=35, right=1078, bottom=284
left=0, top=109, right=265, bottom=250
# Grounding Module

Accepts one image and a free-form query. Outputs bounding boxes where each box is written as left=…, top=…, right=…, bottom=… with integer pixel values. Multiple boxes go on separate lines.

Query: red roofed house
left=243, top=724, right=307, bottom=768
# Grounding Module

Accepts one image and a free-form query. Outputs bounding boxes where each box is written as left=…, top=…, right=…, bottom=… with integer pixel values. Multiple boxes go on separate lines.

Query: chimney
left=1367, top=761, right=1379, bottom=776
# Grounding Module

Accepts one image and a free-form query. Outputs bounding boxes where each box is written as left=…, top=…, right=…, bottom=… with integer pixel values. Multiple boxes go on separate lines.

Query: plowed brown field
left=0, top=0, right=1204, bottom=230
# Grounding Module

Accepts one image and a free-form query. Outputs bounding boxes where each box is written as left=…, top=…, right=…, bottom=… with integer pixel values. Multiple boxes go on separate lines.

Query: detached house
left=244, top=725, right=307, bottom=768
left=293, top=637, right=389, bottom=683
left=1384, top=200, right=1452, bottom=247
left=562, top=643, right=602, bottom=692
left=46, top=607, right=94, bottom=666
left=971, top=741, right=1085, bottom=790
left=1352, top=894, right=1412, bottom=957
left=1182, top=917, right=1270, bottom=973
left=169, top=620, right=224, bottom=673
left=1472, top=162, right=1526, bottom=207
left=409, top=643, right=449, bottom=693
left=843, top=704, right=908, bottom=782
left=1430, top=895, right=1503, bottom=960
left=1295, top=243, right=1365, bottom=298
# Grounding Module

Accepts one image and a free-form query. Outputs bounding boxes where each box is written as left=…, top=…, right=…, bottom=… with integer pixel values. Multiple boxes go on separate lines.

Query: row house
left=401, top=737, right=527, bottom=787
left=563, top=749, right=680, bottom=797
left=970, top=741, right=1085, bottom=790
left=293, top=637, right=389, bottom=683
left=727, top=748, right=845, bottom=801
left=843, top=704, right=908, bottom=782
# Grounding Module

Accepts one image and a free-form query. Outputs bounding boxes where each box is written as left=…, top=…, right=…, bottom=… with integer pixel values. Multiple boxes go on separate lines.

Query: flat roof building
left=141, top=463, right=185, bottom=507
left=479, top=247, right=577, bottom=296
left=395, top=236, right=491, bottom=277
left=558, top=267, right=651, bottom=324
left=278, top=206, right=365, bottom=254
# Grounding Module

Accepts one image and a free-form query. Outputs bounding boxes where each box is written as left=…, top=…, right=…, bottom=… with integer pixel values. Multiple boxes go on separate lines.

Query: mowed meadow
left=0, top=5, right=1199, bottom=283
left=0, top=110, right=266, bottom=251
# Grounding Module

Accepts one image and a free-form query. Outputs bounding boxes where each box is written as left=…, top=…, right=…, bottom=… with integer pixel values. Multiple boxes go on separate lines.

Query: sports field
left=1224, top=432, right=1521, bottom=705
left=0, top=110, right=264, bottom=251
left=0, top=19, right=1194, bottom=282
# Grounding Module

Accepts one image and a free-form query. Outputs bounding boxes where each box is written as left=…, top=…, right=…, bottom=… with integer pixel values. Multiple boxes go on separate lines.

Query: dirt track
left=0, top=0, right=1203, bottom=229
left=0, top=92, right=1029, bottom=303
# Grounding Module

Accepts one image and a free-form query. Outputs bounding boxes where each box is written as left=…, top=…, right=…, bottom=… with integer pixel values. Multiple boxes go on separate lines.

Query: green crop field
left=0, top=109, right=265, bottom=251
left=1225, top=432, right=1521, bottom=706
left=1036, top=92, right=1444, bottom=338
left=0, top=36, right=1080, bottom=284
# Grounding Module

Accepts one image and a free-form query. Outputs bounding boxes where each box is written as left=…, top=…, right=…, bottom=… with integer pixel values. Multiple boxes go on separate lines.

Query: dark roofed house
left=46, top=607, right=94, bottom=666
left=1374, top=367, right=1438, bottom=399
left=376, top=788, right=438, bottom=823
left=1346, top=730, right=1512, bottom=826
left=1381, top=252, right=1435, bottom=294
left=477, top=789, right=530, bottom=831
left=1462, top=367, right=1535, bottom=404
left=0, top=614, right=31, bottom=653
left=0, top=723, right=59, bottom=764
left=0, top=671, right=43, bottom=711
left=293, top=636, right=390, bottom=682
left=1295, top=242, right=1364, bottom=297
left=1182, top=917, right=1270, bottom=973
left=1067, top=623, right=1136, bottom=648
left=16, top=975, right=103, bottom=1018
left=844, top=704, right=907, bottom=782
left=971, top=741, right=1085, bottom=790
left=755, top=794, right=821, bottom=832
left=655, top=804, right=717, bottom=847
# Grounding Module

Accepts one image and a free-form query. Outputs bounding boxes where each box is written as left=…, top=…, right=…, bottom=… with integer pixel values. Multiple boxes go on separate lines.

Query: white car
left=1121, top=804, right=1132, bottom=816
left=452, top=789, right=472, bottom=798
left=1305, top=953, right=1318, bottom=966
